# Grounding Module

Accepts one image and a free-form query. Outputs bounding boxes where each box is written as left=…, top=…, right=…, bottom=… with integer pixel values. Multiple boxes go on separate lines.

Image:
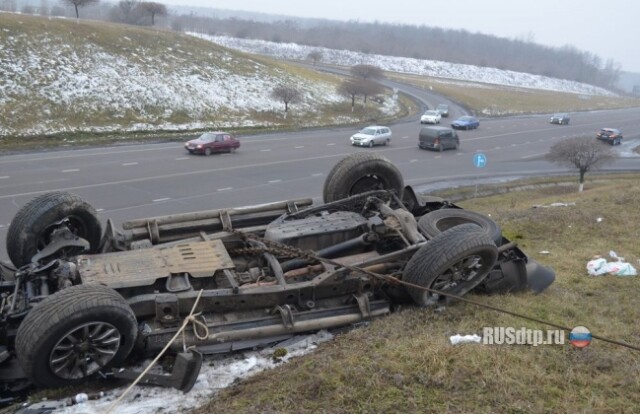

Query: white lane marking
left=312, top=173, right=323, bottom=177
left=62, top=169, right=79, bottom=173
left=175, top=157, right=189, bottom=160
left=521, top=153, right=547, bottom=159
left=96, top=208, right=104, bottom=212
left=153, top=197, right=171, bottom=202
left=0, top=176, right=9, bottom=179
left=402, top=136, right=409, bottom=139
left=511, top=144, right=517, bottom=147
left=457, top=152, right=463, bottom=155
left=122, top=162, right=138, bottom=166
left=410, top=159, right=418, bottom=163
left=0, top=225, right=4, bottom=228
left=327, top=143, right=336, bottom=146
left=268, top=179, right=282, bottom=183
left=295, top=146, right=305, bottom=149
left=434, top=155, right=442, bottom=159
left=260, top=149, right=271, bottom=152
left=217, top=187, right=233, bottom=191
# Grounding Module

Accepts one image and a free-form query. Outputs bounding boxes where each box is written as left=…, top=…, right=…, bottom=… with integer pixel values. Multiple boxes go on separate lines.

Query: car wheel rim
left=430, top=254, right=485, bottom=292
left=49, top=322, right=121, bottom=380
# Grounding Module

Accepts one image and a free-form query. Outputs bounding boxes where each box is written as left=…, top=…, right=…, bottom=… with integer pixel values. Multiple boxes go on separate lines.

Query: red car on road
left=185, top=132, right=240, bottom=155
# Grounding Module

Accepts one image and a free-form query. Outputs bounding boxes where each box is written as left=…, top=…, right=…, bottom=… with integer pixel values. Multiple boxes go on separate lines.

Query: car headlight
left=197, top=145, right=202, bottom=149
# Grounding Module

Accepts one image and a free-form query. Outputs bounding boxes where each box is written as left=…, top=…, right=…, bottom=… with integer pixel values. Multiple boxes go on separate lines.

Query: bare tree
left=306, top=50, right=323, bottom=66
left=338, top=79, right=361, bottom=112
left=115, top=0, right=142, bottom=24
left=62, top=0, right=98, bottom=19
left=358, top=79, right=383, bottom=105
left=350, top=64, right=383, bottom=80
left=338, top=78, right=383, bottom=110
left=545, top=136, right=615, bottom=192
left=271, top=85, right=302, bottom=118
left=140, top=1, right=166, bottom=26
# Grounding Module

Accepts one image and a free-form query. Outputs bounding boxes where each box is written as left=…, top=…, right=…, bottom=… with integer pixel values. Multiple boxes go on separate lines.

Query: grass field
left=388, top=72, right=640, bottom=116
left=191, top=174, right=640, bottom=414
left=0, top=13, right=410, bottom=149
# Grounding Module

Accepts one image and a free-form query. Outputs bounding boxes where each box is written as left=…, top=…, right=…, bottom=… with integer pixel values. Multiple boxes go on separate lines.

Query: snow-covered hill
left=0, top=13, right=401, bottom=138
left=198, top=34, right=616, bottom=97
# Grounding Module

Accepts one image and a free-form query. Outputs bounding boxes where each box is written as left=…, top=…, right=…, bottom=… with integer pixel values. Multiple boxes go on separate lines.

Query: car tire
left=322, top=153, right=404, bottom=203
left=7, top=192, right=102, bottom=267
left=15, top=284, right=138, bottom=388
left=418, top=208, right=502, bottom=245
left=204, top=148, right=212, bottom=156
left=403, top=223, right=498, bottom=306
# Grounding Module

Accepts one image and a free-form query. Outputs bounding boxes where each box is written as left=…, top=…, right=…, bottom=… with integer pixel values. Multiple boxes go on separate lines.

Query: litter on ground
left=586, top=251, right=637, bottom=276
left=450, top=334, right=482, bottom=345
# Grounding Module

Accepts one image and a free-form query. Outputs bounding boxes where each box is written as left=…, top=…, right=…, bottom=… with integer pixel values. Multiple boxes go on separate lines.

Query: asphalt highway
left=0, top=82, right=639, bottom=262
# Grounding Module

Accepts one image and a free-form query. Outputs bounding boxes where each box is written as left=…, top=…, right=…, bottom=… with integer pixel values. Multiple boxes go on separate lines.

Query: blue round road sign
left=474, top=153, right=487, bottom=168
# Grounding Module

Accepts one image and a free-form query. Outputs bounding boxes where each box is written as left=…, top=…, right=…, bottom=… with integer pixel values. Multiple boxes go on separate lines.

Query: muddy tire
left=7, top=192, right=102, bottom=267
left=418, top=209, right=502, bottom=244
left=322, top=153, right=404, bottom=203
left=15, top=284, right=137, bottom=388
left=403, top=223, right=498, bottom=306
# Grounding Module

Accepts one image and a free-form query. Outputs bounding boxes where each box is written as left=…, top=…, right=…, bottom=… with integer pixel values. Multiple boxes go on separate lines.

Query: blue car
left=451, top=116, right=479, bottom=130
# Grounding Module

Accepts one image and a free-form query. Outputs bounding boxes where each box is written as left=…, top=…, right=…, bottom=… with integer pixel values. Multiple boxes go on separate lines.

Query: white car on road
left=420, top=110, right=441, bottom=124
left=350, top=126, right=392, bottom=147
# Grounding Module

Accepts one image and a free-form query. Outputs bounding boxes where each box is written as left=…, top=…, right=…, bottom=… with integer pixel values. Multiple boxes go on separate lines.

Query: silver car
left=350, top=126, right=392, bottom=147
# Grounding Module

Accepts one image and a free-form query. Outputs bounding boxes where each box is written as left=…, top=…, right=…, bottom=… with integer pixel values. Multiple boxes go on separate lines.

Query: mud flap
left=475, top=258, right=528, bottom=294
left=525, top=258, right=556, bottom=293
left=475, top=257, right=555, bottom=294
left=112, top=350, right=203, bottom=393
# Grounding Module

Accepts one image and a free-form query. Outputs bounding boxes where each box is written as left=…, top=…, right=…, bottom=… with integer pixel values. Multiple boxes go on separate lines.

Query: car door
left=213, top=134, right=225, bottom=152
left=441, top=131, right=452, bottom=149
left=374, top=128, right=383, bottom=144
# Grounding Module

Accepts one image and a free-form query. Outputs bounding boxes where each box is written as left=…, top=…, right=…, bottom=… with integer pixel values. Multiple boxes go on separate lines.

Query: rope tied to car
left=184, top=312, right=209, bottom=342
left=104, top=289, right=206, bottom=414
left=233, top=230, right=640, bottom=352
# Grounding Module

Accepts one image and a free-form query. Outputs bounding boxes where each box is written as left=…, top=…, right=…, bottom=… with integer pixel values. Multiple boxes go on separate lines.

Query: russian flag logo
left=569, top=326, right=592, bottom=348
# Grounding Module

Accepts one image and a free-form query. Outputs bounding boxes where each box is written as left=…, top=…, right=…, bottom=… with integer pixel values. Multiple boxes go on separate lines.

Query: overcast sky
left=161, top=0, right=640, bottom=72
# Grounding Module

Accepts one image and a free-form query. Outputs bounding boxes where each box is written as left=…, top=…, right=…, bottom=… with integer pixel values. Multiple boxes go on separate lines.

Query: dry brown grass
left=388, top=73, right=640, bottom=116
left=193, top=174, right=640, bottom=414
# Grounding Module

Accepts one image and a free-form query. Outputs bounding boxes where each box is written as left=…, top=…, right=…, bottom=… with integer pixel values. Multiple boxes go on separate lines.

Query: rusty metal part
left=77, top=240, right=235, bottom=288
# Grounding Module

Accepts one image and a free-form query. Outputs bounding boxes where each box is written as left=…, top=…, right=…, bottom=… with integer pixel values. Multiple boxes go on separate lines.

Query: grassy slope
left=194, top=175, right=640, bottom=414
left=0, top=14, right=408, bottom=148
left=388, top=73, right=640, bottom=116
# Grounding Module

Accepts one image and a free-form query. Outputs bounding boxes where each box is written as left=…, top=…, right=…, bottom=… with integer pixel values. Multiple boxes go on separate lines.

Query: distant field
left=388, top=72, right=640, bottom=116
left=192, top=174, right=640, bottom=414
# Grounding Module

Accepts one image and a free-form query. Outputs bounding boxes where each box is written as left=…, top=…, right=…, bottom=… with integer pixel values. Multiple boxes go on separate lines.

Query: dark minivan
left=419, top=126, right=459, bottom=152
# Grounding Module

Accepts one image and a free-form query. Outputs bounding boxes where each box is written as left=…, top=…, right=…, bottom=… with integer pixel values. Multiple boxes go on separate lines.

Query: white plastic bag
left=450, top=334, right=481, bottom=345
left=587, top=256, right=637, bottom=276
left=587, top=258, right=608, bottom=276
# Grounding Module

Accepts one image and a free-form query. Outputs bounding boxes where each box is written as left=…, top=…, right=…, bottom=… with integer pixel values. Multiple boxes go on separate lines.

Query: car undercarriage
left=0, top=153, right=555, bottom=403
